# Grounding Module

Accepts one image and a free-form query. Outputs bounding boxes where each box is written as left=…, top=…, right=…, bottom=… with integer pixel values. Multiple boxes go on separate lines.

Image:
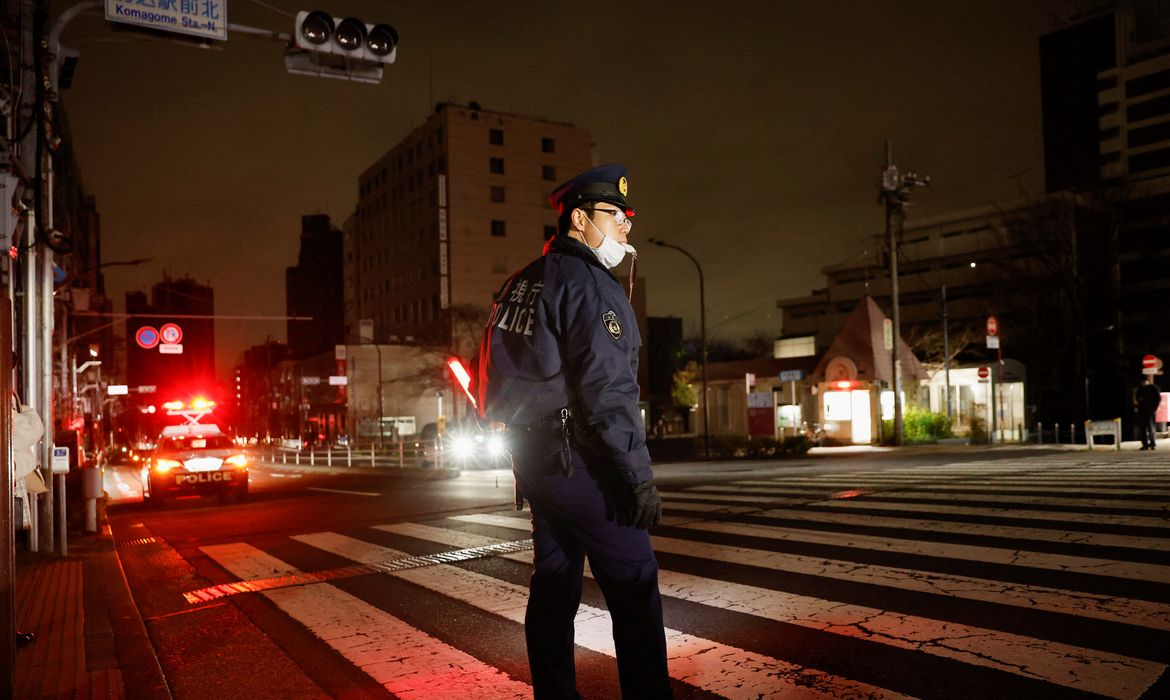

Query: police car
left=141, top=424, right=249, bottom=505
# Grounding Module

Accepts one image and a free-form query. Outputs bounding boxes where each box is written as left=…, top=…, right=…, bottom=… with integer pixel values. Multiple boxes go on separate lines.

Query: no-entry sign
left=977, top=366, right=990, bottom=379
left=1142, top=354, right=1162, bottom=375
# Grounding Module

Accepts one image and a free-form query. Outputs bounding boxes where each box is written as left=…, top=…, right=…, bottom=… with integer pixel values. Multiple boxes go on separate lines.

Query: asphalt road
left=104, top=446, right=1170, bottom=699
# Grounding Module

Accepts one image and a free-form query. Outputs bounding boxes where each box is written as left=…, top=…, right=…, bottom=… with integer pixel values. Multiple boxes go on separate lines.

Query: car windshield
left=160, top=435, right=234, bottom=451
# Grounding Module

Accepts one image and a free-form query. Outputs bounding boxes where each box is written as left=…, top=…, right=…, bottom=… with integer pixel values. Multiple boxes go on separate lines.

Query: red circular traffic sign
left=986, top=316, right=998, bottom=337
left=135, top=326, right=159, bottom=349
left=1142, top=354, right=1159, bottom=369
left=159, top=322, right=183, bottom=345
left=977, top=366, right=990, bottom=379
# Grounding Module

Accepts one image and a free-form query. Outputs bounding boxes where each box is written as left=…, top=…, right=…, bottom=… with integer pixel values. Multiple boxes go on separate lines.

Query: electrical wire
left=245, top=0, right=294, bottom=19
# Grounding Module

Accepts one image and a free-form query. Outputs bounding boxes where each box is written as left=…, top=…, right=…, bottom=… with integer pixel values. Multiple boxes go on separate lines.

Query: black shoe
left=1140, top=445, right=1151, bottom=451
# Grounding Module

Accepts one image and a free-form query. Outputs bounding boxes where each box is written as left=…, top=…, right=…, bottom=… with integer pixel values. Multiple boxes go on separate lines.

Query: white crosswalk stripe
left=197, top=453, right=1169, bottom=699
left=293, top=531, right=910, bottom=699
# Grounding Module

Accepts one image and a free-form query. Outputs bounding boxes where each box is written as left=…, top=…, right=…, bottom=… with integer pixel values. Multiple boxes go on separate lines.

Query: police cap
left=548, top=164, right=635, bottom=217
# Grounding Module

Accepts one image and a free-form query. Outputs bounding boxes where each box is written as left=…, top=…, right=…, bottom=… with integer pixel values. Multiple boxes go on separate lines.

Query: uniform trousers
left=514, top=444, right=672, bottom=700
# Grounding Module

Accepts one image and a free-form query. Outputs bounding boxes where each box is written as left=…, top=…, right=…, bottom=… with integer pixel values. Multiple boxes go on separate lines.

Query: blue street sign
left=779, top=369, right=804, bottom=382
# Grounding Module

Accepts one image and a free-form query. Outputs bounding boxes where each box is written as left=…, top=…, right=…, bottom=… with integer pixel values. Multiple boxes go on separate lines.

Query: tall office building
left=286, top=214, right=344, bottom=359
left=346, top=102, right=593, bottom=345
left=1041, top=5, right=1170, bottom=189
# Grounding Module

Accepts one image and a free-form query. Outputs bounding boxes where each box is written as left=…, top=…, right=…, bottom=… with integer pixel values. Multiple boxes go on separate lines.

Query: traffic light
left=286, top=10, right=399, bottom=84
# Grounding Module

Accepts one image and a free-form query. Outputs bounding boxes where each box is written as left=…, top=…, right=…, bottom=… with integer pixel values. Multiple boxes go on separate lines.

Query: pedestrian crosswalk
left=197, top=453, right=1170, bottom=699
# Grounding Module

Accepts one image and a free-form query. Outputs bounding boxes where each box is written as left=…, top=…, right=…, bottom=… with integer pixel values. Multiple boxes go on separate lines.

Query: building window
left=542, top=164, right=556, bottom=181
left=490, top=157, right=504, bottom=174
left=541, top=137, right=555, bottom=153
left=489, top=128, right=504, bottom=145
left=543, top=225, right=557, bottom=241
left=491, top=220, right=506, bottom=237
left=490, top=186, right=506, bottom=203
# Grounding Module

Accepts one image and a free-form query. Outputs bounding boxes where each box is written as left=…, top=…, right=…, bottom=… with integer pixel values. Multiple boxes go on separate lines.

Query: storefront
left=924, top=360, right=1026, bottom=441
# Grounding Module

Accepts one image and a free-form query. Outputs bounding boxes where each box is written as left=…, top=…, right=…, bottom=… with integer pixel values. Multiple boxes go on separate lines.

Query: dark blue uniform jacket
left=477, top=235, right=652, bottom=485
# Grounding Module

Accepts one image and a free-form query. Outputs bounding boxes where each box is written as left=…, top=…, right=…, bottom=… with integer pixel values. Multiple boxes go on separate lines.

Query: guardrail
left=253, top=439, right=444, bottom=469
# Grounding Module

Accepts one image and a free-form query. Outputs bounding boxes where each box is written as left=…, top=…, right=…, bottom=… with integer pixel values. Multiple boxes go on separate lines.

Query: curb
left=95, top=500, right=173, bottom=700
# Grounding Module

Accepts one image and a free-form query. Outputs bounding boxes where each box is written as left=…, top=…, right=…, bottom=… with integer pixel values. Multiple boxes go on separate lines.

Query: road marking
left=694, top=484, right=1170, bottom=509
left=425, top=516, right=1165, bottom=698
left=658, top=517, right=1170, bottom=584
left=447, top=511, right=1170, bottom=632
left=200, top=542, right=533, bottom=699
left=813, top=499, right=1170, bottom=529
left=650, top=535, right=1170, bottom=631
left=183, top=539, right=534, bottom=604
left=299, top=530, right=911, bottom=699
left=307, top=487, right=381, bottom=497
left=666, top=492, right=1170, bottom=550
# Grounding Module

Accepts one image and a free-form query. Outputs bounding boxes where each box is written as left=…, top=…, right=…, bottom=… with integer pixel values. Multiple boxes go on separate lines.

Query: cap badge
left=618, top=176, right=628, bottom=197
left=602, top=310, right=622, bottom=341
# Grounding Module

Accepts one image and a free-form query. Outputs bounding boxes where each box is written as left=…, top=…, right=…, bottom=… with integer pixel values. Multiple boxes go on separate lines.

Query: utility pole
left=942, top=284, right=951, bottom=420
left=879, top=140, right=929, bottom=446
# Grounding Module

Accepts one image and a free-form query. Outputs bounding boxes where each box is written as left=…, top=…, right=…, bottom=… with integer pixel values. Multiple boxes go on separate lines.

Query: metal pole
left=376, top=344, right=384, bottom=449
left=942, top=284, right=951, bottom=420
left=1, top=295, right=16, bottom=699
left=647, top=239, right=709, bottom=458
left=884, top=141, right=904, bottom=445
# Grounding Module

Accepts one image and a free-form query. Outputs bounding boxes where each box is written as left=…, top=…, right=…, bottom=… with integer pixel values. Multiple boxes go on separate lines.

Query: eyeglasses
left=583, top=207, right=632, bottom=228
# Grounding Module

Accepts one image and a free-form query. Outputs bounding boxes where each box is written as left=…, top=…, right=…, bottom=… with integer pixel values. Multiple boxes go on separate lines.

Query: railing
left=1033, top=422, right=1085, bottom=445
left=253, top=438, right=444, bottom=469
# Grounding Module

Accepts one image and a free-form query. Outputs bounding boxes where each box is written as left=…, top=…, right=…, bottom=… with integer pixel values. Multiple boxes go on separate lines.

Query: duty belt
left=512, top=407, right=575, bottom=479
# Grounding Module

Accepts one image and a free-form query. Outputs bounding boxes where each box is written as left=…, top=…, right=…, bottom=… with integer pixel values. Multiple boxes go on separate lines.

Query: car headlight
left=486, top=433, right=506, bottom=457
left=449, top=435, right=475, bottom=458
left=153, top=458, right=182, bottom=473
left=225, top=454, right=248, bottom=467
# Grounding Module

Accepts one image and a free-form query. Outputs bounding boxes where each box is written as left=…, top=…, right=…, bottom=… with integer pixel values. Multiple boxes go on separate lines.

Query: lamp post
left=647, top=238, right=710, bottom=459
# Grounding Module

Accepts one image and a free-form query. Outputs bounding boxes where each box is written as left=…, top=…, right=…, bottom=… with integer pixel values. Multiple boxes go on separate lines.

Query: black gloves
left=629, top=479, right=662, bottom=529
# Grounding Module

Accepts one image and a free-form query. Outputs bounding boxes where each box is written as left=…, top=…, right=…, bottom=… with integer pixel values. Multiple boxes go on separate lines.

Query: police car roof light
left=160, top=423, right=224, bottom=438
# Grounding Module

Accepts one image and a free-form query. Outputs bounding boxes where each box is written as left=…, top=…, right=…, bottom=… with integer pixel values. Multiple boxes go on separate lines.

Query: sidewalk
left=13, top=507, right=170, bottom=699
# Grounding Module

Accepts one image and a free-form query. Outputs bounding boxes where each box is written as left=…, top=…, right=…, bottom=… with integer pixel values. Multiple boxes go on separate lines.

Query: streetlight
left=647, top=238, right=710, bottom=459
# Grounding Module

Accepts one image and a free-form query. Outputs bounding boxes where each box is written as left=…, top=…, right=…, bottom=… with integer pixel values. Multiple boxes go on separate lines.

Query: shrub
left=881, top=406, right=953, bottom=444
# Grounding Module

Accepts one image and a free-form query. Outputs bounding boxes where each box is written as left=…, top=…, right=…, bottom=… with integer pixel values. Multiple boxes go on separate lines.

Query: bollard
left=310, top=449, right=315, bottom=466
left=82, top=466, right=103, bottom=533
left=398, top=438, right=405, bottom=468
left=346, top=445, right=352, bottom=467
left=296, top=450, right=300, bottom=466
left=1035, top=422, right=1042, bottom=444
left=327, top=448, right=332, bottom=467
left=370, top=447, right=375, bottom=468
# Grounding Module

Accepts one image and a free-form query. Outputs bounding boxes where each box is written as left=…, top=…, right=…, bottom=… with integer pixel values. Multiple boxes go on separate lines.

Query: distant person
left=1134, top=376, right=1162, bottom=450
left=476, top=164, right=670, bottom=698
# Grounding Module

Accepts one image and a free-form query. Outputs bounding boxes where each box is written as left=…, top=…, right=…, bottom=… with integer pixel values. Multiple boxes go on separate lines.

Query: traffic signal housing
left=286, top=10, right=399, bottom=84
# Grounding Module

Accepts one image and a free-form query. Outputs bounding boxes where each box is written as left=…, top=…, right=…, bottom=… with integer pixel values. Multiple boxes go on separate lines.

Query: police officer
left=476, top=164, right=671, bottom=699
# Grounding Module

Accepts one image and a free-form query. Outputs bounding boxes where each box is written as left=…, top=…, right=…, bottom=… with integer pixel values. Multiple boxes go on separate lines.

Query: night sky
left=60, top=0, right=1077, bottom=379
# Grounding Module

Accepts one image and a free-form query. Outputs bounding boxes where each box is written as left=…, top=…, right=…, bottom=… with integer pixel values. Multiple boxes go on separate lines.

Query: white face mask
left=584, top=216, right=637, bottom=269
